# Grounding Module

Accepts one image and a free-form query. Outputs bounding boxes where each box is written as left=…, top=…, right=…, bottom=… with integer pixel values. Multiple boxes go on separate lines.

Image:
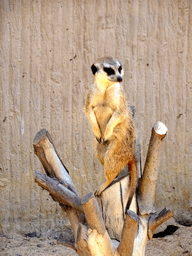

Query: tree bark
left=82, top=192, right=106, bottom=234
left=99, top=171, right=137, bottom=241
left=82, top=192, right=118, bottom=256
left=117, top=210, right=139, bottom=256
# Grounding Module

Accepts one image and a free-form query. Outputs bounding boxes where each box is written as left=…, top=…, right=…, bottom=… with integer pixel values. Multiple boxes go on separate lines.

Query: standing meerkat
left=85, top=57, right=137, bottom=209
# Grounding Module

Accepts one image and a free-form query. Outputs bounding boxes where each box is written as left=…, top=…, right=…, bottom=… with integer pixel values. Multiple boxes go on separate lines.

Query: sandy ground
left=0, top=225, right=191, bottom=256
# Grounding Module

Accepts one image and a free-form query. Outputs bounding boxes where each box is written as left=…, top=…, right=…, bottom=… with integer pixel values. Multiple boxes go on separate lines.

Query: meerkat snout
left=117, top=76, right=122, bottom=82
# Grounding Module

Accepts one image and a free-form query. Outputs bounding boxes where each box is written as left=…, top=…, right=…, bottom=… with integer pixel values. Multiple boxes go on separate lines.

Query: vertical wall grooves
left=0, top=0, right=192, bottom=233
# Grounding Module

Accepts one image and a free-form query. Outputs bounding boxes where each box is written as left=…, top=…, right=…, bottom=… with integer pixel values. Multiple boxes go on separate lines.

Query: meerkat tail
left=125, top=157, right=138, bottom=211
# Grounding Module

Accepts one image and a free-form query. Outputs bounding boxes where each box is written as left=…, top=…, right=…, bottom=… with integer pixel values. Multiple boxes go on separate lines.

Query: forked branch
left=33, top=123, right=172, bottom=256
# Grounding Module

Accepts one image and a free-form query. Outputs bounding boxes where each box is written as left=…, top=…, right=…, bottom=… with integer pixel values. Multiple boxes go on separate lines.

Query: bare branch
left=117, top=210, right=139, bottom=256
left=76, top=223, right=92, bottom=256
left=63, top=207, right=82, bottom=242
left=82, top=192, right=118, bottom=255
left=82, top=192, right=106, bottom=234
left=148, top=208, right=173, bottom=239
left=35, top=170, right=83, bottom=212
left=99, top=173, right=137, bottom=241
left=138, top=122, right=168, bottom=215
left=33, top=129, right=78, bottom=195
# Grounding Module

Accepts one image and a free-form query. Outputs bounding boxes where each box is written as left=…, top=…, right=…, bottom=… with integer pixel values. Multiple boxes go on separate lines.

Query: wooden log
left=131, top=209, right=173, bottom=256
left=82, top=192, right=106, bottom=234
left=138, top=121, right=168, bottom=215
left=33, top=129, right=78, bottom=195
left=76, top=223, right=92, bottom=256
left=87, top=229, right=119, bottom=256
left=61, top=207, right=91, bottom=256
left=82, top=192, right=118, bottom=256
left=99, top=171, right=137, bottom=241
left=64, top=206, right=81, bottom=241
left=148, top=208, right=173, bottom=239
left=34, top=130, right=88, bottom=254
left=132, top=216, right=149, bottom=256
left=35, top=170, right=83, bottom=212
left=117, top=210, right=139, bottom=256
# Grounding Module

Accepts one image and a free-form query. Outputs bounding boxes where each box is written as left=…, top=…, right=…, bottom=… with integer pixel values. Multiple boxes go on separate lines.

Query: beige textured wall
left=0, top=0, right=191, bottom=234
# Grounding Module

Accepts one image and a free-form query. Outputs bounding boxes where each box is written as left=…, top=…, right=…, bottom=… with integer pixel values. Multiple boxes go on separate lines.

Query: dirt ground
left=0, top=225, right=191, bottom=256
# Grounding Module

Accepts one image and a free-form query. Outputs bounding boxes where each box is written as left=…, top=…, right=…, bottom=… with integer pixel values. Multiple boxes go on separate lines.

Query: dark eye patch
left=104, top=67, right=115, bottom=76
left=118, top=66, right=122, bottom=73
left=91, top=64, right=98, bottom=75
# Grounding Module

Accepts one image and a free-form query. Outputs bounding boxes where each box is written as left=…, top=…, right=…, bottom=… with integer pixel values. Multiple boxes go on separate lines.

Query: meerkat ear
left=91, top=64, right=98, bottom=75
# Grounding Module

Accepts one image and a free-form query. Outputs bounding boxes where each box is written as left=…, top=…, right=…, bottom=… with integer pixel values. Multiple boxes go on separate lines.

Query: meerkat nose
left=117, top=76, right=122, bottom=82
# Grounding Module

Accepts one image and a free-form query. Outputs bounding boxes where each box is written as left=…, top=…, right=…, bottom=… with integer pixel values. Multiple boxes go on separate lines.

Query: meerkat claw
left=96, top=137, right=102, bottom=143
left=94, top=190, right=99, bottom=196
left=94, top=188, right=102, bottom=196
left=103, top=139, right=109, bottom=145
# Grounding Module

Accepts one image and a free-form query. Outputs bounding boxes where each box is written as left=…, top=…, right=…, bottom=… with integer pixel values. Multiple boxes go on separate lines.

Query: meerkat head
left=91, top=57, right=124, bottom=87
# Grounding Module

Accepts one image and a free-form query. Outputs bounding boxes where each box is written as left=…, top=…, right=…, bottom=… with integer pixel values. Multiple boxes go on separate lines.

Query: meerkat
left=85, top=57, right=137, bottom=209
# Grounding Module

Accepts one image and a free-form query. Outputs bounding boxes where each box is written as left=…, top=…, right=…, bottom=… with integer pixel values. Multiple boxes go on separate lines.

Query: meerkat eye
left=104, top=67, right=115, bottom=76
left=118, top=66, right=122, bottom=74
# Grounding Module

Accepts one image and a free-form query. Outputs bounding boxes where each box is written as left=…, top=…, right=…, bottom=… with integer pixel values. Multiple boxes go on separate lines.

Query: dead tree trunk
left=33, top=122, right=172, bottom=255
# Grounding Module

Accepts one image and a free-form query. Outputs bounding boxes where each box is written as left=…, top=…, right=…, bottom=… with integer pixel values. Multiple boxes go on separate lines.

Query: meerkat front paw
left=92, top=128, right=102, bottom=142
left=103, top=132, right=112, bottom=143
left=96, top=137, right=109, bottom=145
left=94, top=188, right=102, bottom=196
left=102, top=139, right=109, bottom=145
left=103, top=127, right=113, bottom=142
left=94, top=183, right=107, bottom=196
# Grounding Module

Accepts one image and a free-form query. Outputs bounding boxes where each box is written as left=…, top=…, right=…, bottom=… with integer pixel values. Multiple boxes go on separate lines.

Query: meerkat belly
left=94, top=105, right=113, bottom=136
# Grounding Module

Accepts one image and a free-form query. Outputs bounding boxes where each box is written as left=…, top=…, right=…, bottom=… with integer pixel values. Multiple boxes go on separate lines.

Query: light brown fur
left=85, top=57, right=137, bottom=209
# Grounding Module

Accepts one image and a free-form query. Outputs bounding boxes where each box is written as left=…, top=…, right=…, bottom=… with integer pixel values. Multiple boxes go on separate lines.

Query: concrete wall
left=0, top=0, right=191, bottom=234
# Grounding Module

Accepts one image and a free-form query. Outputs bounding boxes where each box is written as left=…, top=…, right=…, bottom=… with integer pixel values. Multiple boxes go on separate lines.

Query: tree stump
left=33, top=122, right=172, bottom=255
